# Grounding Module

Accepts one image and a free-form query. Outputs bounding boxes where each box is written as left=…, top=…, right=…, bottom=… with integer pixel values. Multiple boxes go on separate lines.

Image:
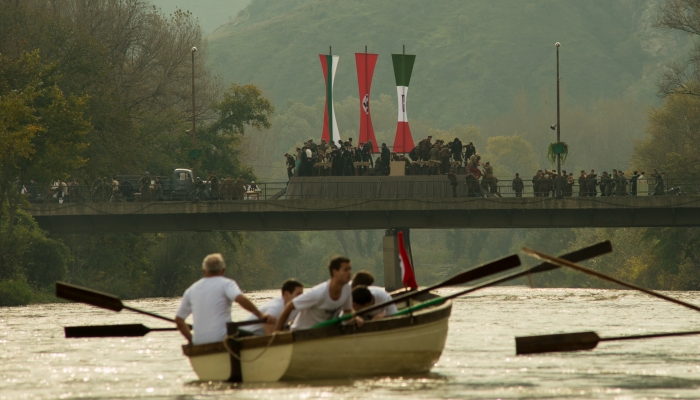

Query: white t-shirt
left=244, top=297, right=298, bottom=336
left=176, top=276, right=243, bottom=345
left=365, top=286, right=398, bottom=318
left=290, top=280, right=352, bottom=331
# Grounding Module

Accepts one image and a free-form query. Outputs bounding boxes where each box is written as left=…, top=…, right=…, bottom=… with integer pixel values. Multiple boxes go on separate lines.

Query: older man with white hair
left=174, top=253, right=275, bottom=345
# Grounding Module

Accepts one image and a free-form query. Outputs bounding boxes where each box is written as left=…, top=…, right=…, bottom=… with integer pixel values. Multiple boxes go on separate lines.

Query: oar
left=56, top=281, right=175, bottom=323
left=516, top=330, right=700, bottom=355
left=520, top=248, right=700, bottom=313
left=453, top=241, right=613, bottom=296
left=312, top=254, right=522, bottom=328
left=349, top=242, right=614, bottom=323
left=64, top=318, right=267, bottom=338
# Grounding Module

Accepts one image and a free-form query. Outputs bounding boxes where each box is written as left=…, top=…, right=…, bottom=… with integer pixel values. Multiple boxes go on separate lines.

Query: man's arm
left=235, top=295, right=276, bottom=325
left=274, top=302, right=296, bottom=332
left=175, top=316, right=192, bottom=344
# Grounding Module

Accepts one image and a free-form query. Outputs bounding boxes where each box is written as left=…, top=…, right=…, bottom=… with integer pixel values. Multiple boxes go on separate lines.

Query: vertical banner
left=391, top=53, right=416, bottom=153
left=319, top=54, right=340, bottom=145
left=355, top=52, right=379, bottom=152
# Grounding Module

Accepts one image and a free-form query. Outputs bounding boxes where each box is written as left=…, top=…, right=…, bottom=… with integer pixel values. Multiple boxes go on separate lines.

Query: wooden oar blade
left=56, top=281, right=123, bottom=312
left=516, top=331, right=600, bottom=355
left=530, top=241, right=612, bottom=274
left=65, top=323, right=151, bottom=338
left=439, top=254, right=522, bottom=287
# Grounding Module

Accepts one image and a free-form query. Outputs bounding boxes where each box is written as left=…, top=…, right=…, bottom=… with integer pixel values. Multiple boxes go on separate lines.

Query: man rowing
left=351, top=270, right=397, bottom=320
left=243, top=279, right=304, bottom=336
left=174, top=253, right=275, bottom=345
left=274, top=256, right=358, bottom=331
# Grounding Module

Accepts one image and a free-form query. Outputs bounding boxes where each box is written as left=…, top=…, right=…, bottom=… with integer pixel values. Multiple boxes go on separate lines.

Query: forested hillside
left=149, top=0, right=250, bottom=34
left=208, top=0, right=684, bottom=127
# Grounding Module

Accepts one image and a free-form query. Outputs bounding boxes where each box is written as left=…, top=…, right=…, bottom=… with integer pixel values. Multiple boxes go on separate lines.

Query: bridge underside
left=29, top=197, right=700, bottom=234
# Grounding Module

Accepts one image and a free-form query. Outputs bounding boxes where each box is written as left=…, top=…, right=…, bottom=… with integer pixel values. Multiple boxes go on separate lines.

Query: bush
left=0, top=280, right=33, bottom=306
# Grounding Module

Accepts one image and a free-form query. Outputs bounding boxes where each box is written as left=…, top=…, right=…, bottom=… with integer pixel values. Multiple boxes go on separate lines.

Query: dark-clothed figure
left=532, top=171, right=542, bottom=197
left=380, top=143, right=391, bottom=175
left=207, top=172, right=219, bottom=200
left=630, top=171, right=639, bottom=196
left=464, top=142, right=476, bottom=161
left=578, top=171, right=588, bottom=197
left=451, top=138, right=463, bottom=165
left=154, top=176, right=164, bottom=201
left=565, top=173, right=575, bottom=197
left=285, top=154, right=296, bottom=179
left=512, top=173, right=524, bottom=197
left=465, top=172, right=482, bottom=197
left=600, top=172, right=611, bottom=197
left=448, top=169, right=458, bottom=197
left=619, top=172, right=628, bottom=196
left=588, top=170, right=598, bottom=197
left=139, top=172, right=152, bottom=201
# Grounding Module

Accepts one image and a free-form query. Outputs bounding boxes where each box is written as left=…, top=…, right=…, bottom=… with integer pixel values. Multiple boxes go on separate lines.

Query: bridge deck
left=27, top=196, right=700, bottom=233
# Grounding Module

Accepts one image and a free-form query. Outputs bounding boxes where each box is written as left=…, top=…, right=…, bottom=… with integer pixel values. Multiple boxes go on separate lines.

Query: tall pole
left=191, top=46, right=197, bottom=177
left=555, top=42, right=561, bottom=176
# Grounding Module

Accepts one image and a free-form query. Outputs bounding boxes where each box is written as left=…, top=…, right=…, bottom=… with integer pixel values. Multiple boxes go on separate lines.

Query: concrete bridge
left=27, top=195, right=700, bottom=234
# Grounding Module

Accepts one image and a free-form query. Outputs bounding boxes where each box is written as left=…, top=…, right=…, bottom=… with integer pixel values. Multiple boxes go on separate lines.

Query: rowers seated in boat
left=351, top=285, right=397, bottom=320
left=174, top=253, right=276, bottom=345
left=242, top=279, right=304, bottom=336
left=274, top=256, right=364, bottom=332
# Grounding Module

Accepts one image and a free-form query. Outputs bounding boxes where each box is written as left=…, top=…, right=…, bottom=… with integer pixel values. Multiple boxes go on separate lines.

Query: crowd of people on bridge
left=285, top=135, right=477, bottom=178
left=174, top=253, right=396, bottom=345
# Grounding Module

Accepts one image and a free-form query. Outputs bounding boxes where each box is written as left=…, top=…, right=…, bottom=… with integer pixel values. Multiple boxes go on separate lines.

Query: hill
left=149, top=0, right=251, bottom=34
left=207, top=0, right=687, bottom=127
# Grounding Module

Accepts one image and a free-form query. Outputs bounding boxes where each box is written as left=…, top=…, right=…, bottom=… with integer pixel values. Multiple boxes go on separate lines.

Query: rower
left=243, top=279, right=304, bottom=336
left=174, top=253, right=275, bottom=345
left=351, top=271, right=397, bottom=319
left=274, top=256, right=359, bottom=331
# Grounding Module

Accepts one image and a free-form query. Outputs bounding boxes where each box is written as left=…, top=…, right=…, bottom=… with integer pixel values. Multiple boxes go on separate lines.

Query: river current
left=3, top=287, right=700, bottom=399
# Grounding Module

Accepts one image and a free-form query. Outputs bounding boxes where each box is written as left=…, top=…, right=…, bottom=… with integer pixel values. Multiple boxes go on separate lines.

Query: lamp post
left=555, top=42, right=561, bottom=176
left=191, top=46, right=197, bottom=177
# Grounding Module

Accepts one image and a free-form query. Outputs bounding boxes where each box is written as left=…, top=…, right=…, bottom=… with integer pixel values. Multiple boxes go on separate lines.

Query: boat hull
left=183, top=299, right=451, bottom=382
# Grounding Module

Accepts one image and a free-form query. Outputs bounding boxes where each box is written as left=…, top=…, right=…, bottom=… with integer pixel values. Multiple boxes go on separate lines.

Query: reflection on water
left=3, top=287, right=700, bottom=399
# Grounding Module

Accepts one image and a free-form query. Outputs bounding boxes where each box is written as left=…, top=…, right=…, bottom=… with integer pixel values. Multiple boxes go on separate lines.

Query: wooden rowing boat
left=181, top=293, right=452, bottom=382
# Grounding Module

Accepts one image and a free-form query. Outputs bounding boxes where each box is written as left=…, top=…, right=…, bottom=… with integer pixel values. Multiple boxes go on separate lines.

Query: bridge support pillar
left=383, top=228, right=413, bottom=291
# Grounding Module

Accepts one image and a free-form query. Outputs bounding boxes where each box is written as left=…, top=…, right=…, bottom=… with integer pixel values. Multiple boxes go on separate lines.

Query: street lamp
left=555, top=42, right=561, bottom=176
left=191, top=46, right=197, bottom=177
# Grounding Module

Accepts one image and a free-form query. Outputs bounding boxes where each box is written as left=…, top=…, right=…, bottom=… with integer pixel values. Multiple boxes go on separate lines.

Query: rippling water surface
left=4, top=287, right=700, bottom=399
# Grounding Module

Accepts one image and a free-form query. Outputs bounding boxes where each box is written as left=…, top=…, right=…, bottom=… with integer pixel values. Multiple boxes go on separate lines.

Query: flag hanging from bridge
left=320, top=54, right=341, bottom=145
left=391, top=53, right=416, bottom=153
left=355, top=52, right=379, bottom=153
left=397, top=231, right=418, bottom=289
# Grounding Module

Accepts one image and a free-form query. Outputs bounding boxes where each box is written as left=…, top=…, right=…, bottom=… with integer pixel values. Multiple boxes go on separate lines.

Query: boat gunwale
left=182, top=298, right=452, bottom=357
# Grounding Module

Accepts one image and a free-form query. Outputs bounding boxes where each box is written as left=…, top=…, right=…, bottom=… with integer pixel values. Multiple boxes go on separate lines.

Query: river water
left=3, top=287, right=700, bottom=399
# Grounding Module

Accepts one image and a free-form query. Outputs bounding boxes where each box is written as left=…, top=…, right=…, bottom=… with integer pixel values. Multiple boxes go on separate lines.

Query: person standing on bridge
left=139, top=172, right=152, bottom=201
left=578, top=170, right=588, bottom=197
left=512, top=173, right=524, bottom=197
left=274, top=256, right=357, bottom=332
left=207, top=172, right=220, bottom=200
left=380, top=143, right=391, bottom=175
left=175, top=253, right=275, bottom=345
left=448, top=169, right=458, bottom=197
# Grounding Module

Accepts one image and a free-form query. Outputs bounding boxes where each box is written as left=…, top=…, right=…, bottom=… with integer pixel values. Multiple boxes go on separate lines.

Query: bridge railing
left=21, top=177, right=695, bottom=203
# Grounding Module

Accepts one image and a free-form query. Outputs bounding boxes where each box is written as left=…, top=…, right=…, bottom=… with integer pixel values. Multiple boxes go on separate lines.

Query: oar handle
left=122, top=305, right=176, bottom=323
left=602, top=330, right=700, bottom=342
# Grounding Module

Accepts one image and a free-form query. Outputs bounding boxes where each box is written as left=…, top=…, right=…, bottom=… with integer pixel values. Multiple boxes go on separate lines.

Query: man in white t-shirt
left=350, top=270, right=397, bottom=320
left=274, top=256, right=358, bottom=332
left=243, top=279, right=304, bottom=336
left=351, top=286, right=398, bottom=320
left=174, top=253, right=275, bottom=345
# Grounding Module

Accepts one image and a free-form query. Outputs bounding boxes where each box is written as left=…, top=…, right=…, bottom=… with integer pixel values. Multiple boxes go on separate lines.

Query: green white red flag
left=320, top=54, right=340, bottom=145
left=398, top=231, right=418, bottom=289
left=391, top=54, right=416, bottom=153
left=355, top=52, right=379, bottom=152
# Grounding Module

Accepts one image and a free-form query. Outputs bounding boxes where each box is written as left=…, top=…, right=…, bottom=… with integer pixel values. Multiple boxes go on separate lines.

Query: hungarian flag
left=391, top=54, right=416, bottom=153
left=319, top=54, right=341, bottom=146
left=397, top=231, right=418, bottom=289
left=355, top=52, right=379, bottom=153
